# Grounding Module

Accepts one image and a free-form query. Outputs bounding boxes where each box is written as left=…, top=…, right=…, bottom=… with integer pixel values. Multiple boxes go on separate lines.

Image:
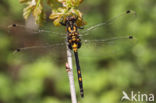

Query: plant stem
left=66, top=45, right=77, bottom=103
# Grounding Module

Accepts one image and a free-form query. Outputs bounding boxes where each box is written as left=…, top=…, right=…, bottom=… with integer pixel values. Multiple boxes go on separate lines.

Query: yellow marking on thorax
left=68, top=33, right=72, bottom=36
left=72, top=36, right=76, bottom=41
left=76, top=38, right=80, bottom=42
left=75, top=32, right=78, bottom=35
left=71, top=32, right=74, bottom=36
left=73, top=26, right=76, bottom=32
left=68, top=27, right=71, bottom=32
left=68, top=26, right=77, bottom=33
left=68, top=39, right=72, bottom=43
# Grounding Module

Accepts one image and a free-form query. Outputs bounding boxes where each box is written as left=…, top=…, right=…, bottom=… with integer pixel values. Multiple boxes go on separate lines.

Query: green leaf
left=21, top=0, right=45, bottom=24
left=49, top=7, right=86, bottom=26
left=33, top=2, right=45, bottom=24
left=23, top=2, right=34, bottom=19
left=58, top=0, right=83, bottom=7
left=49, top=7, right=67, bottom=26
left=47, top=0, right=61, bottom=8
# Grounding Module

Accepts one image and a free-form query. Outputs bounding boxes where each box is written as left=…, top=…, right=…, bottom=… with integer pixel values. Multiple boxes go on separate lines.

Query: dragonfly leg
left=78, top=26, right=84, bottom=29
left=68, top=44, right=72, bottom=50
left=77, top=42, right=81, bottom=49
left=59, top=16, right=66, bottom=26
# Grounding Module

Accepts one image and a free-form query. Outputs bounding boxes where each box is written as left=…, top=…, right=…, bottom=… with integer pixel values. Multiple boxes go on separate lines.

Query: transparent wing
left=8, top=10, right=136, bottom=39
left=11, top=35, right=135, bottom=54
left=80, top=35, right=135, bottom=49
left=80, top=10, right=136, bottom=34
left=8, top=23, right=66, bottom=38
left=8, top=28, right=67, bottom=64
left=8, top=24, right=67, bottom=57
left=8, top=31, right=136, bottom=64
left=82, top=35, right=134, bottom=44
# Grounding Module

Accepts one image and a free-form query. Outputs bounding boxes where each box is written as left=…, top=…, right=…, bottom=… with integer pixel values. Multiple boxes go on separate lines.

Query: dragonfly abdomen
left=74, top=51, right=84, bottom=98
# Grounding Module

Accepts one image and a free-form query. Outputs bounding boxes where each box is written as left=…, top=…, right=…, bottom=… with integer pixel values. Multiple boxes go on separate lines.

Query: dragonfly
left=7, top=10, right=136, bottom=98
left=59, top=15, right=85, bottom=97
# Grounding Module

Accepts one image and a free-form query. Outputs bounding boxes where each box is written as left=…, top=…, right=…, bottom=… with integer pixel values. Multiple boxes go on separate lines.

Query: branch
left=66, top=45, right=77, bottom=103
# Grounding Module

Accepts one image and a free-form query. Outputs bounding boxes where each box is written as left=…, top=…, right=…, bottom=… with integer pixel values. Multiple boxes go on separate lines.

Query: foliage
left=20, top=0, right=85, bottom=26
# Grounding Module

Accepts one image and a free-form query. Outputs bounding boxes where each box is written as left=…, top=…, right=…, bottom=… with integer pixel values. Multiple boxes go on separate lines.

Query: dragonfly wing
left=79, top=10, right=136, bottom=37
left=8, top=24, right=68, bottom=58
left=81, top=35, right=135, bottom=49
left=8, top=24, right=66, bottom=38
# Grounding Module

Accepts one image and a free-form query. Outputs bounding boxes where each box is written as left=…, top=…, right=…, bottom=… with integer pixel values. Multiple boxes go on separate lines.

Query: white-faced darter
left=7, top=10, right=136, bottom=97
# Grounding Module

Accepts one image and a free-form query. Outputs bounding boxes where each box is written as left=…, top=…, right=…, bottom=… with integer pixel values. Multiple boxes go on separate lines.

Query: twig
left=66, top=45, right=77, bottom=103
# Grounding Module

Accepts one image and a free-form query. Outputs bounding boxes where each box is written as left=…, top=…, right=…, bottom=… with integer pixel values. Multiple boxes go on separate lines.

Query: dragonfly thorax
left=60, top=16, right=81, bottom=52
left=67, top=31, right=81, bottom=52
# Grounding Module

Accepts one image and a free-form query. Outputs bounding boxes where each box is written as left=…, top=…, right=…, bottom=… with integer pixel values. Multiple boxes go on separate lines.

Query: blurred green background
left=0, top=0, right=156, bottom=103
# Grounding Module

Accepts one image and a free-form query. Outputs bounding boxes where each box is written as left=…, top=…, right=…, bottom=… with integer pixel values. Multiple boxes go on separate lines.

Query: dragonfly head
left=65, top=15, right=78, bottom=26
